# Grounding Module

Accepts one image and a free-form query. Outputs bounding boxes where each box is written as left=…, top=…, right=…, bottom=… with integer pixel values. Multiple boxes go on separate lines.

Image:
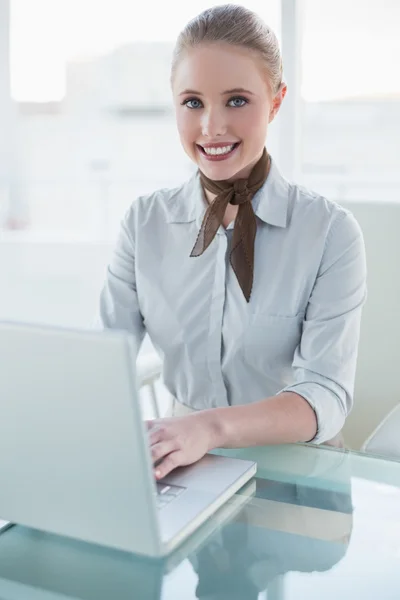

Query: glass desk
left=1, top=443, right=400, bottom=599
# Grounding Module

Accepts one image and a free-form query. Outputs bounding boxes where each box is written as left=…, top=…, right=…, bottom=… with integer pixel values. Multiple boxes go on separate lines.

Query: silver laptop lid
left=0, top=321, right=162, bottom=556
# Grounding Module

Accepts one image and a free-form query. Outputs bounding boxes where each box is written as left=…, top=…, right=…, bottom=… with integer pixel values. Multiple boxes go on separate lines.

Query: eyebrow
left=179, top=87, right=255, bottom=96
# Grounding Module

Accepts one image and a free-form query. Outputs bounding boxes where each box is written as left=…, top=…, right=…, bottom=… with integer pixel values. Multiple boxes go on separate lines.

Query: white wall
left=1, top=199, right=399, bottom=449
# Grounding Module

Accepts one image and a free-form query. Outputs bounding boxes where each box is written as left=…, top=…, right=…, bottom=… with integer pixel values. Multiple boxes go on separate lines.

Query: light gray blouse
left=97, top=157, right=367, bottom=444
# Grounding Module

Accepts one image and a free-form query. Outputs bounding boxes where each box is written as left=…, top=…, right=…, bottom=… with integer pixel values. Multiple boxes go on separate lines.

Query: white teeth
left=203, top=144, right=235, bottom=156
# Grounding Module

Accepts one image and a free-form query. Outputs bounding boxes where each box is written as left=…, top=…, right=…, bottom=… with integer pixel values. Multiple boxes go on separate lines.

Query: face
left=172, top=42, right=286, bottom=181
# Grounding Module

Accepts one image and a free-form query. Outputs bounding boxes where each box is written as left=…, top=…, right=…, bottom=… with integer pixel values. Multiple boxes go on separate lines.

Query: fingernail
left=154, top=470, right=161, bottom=479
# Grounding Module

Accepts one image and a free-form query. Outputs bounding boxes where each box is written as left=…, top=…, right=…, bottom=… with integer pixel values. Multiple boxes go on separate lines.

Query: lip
left=196, top=141, right=241, bottom=162
left=199, top=141, right=240, bottom=149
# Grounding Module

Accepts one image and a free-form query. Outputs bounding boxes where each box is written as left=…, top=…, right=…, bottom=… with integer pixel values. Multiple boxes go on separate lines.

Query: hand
left=146, top=411, right=219, bottom=480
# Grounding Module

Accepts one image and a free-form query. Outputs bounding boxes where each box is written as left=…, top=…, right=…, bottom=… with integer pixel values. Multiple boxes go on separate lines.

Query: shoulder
left=123, top=174, right=196, bottom=231
left=288, top=183, right=366, bottom=284
left=289, top=181, right=363, bottom=243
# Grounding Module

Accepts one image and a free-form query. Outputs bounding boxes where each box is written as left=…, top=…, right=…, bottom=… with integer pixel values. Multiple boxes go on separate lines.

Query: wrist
left=201, top=407, right=229, bottom=450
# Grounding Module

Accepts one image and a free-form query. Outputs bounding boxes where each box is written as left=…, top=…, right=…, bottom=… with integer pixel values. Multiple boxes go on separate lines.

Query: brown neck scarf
left=190, top=148, right=271, bottom=302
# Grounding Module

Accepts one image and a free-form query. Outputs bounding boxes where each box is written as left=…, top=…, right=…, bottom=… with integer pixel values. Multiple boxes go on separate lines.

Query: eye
left=228, top=96, right=248, bottom=108
left=181, top=98, right=203, bottom=109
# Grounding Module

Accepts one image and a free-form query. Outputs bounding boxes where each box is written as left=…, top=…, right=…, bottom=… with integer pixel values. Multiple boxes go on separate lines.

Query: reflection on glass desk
left=1, top=443, right=400, bottom=599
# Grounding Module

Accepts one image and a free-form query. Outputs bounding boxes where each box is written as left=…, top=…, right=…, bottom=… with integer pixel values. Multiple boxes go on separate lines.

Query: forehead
left=172, top=43, right=269, bottom=94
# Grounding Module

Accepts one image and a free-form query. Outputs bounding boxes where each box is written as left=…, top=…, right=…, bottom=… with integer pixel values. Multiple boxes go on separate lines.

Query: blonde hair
left=171, top=4, right=283, bottom=94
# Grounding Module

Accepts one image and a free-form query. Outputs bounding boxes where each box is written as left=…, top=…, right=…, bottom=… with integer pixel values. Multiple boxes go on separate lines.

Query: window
left=300, top=0, right=400, bottom=201
left=4, top=0, right=280, bottom=239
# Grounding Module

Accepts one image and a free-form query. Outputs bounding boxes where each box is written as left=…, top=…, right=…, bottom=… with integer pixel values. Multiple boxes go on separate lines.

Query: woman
left=98, top=5, right=367, bottom=479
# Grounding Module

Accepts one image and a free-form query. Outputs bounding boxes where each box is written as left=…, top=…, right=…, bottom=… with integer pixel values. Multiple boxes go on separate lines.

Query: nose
left=201, top=107, right=227, bottom=138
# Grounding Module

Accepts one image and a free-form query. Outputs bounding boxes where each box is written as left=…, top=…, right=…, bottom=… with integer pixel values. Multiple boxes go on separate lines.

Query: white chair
left=361, top=404, right=400, bottom=460
left=340, top=201, right=400, bottom=450
left=137, top=353, right=163, bottom=419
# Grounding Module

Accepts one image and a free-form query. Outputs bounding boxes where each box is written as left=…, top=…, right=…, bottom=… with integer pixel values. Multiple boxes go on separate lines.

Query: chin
left=194, top=154, right=244, bottom=180
left=202, top=163, right=245, bottom=182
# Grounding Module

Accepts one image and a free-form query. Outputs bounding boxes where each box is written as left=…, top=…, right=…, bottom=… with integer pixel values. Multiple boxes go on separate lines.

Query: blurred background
left=1, top=0, right=400, bottom=447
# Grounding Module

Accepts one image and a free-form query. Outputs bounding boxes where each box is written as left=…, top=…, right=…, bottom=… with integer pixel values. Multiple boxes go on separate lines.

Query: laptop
left=0, top=321, right=256, bottom=557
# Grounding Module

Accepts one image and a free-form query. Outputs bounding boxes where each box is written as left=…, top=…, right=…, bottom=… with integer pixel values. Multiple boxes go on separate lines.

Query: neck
left=202, top=186, right=238, bottom=228
left=203, top=188, right=216, bottom=205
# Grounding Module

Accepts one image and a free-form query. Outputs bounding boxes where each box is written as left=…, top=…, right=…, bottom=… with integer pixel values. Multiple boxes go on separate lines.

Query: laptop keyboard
left=156, top=482, right=186, bottom=510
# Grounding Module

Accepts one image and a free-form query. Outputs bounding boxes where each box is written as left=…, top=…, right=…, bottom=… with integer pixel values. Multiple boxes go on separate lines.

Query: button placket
left=207, top=234, right=229, bottom=408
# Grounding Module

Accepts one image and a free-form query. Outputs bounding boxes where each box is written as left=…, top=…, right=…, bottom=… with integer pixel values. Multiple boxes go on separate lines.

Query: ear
left=268, top=83, right=287, bottom=123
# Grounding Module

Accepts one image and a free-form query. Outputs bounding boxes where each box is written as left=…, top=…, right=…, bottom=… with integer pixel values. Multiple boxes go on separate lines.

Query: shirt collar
left=164, top=171, right=202, bottom=224
left=251, top=156, right=290, bottom=228
left=165, top=155, right=290, bottom=228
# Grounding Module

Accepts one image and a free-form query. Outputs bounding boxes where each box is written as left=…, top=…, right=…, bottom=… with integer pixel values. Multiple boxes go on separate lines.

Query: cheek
left=176, top=113, right=197, bottom=145
left=235, top=106, right=268, bottom=129
left=239, top=107, right=269, bottom=141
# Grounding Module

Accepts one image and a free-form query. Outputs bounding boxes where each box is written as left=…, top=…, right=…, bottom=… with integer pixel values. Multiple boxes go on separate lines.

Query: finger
left=145, top=419, right=159, bottom=430
left=151, top=440, right=178, bottom=464
left=154, top=451, right=184, bottom=480
left=148, top=423, right=170, bottom=446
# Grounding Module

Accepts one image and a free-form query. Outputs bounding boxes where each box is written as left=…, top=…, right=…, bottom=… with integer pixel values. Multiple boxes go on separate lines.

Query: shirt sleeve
left=279, top=210, right=367, bottom=444
left=94, top=205, right=146, bottom=358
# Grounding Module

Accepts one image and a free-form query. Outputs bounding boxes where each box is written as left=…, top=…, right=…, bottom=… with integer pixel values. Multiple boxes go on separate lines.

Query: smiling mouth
left=197, top=142, right=241, bottom=157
